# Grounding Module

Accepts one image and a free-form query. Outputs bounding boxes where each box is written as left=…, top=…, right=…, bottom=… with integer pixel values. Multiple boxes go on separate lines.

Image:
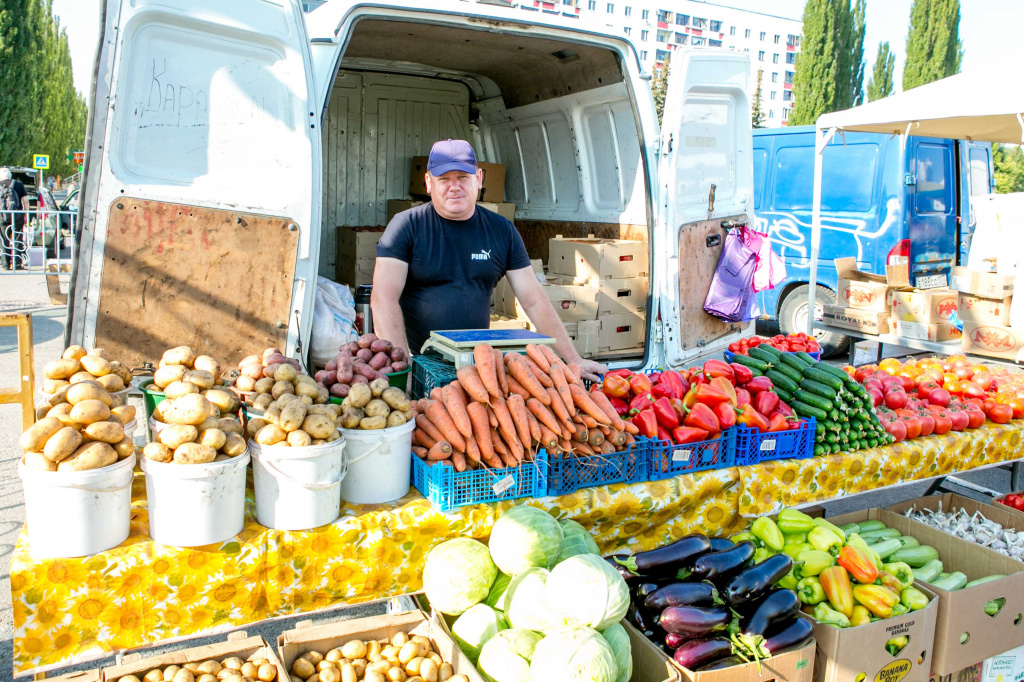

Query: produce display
left=996, top=492, right=1024, bottom=512
left=114, top=652, right=279, bottom=682
left=728, top=333, right=821, bottom=357
left=422, top=506, right=632, bottom=682
left=901, top=503, right=1024, bottom=561
left=413, top=343, right=635, bottom=472
left=232, top=347, right=302, bottom=394
left=145, top=392, right=247, bottom=464
left=245, top=395, right=344, bottom=447
left=240, top=352, right=329, bottom=412
left=21, top=380, right=136, bottom=472
left=41, top=345, right=135, bottom=396
left=615, top=533, right=812, bottom=670
left=286, top=633, right=468, bottom=682
left=338, top=380, right=412, bottom=431
left=319, top=334, right=409, bottom=399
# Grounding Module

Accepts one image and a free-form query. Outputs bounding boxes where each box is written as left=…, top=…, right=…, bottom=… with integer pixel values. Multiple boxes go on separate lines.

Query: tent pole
left=807, top=126, right=836, bottom=337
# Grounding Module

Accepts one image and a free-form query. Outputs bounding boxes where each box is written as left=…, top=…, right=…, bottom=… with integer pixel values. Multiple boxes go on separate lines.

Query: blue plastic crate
left=647, top=429, right=735, bottom=480
left=546, top=439, right=649, bottom=496
left=412, top=451, right=549, bottom=513
left=724, top=349, right=821, bottom=364
left=733, top=417, right=816, bottom=466
left=410, top=355, right=458, bottom=400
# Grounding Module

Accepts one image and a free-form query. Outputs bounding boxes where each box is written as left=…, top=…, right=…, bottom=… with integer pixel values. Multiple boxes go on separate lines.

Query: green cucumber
left=814, top=362, right=854, bottom=382
left=779, top=353, right=808, bottom=371
left=773, top=363, right=805, bottom=384
left=792, top=401, right=829, bottom=421
left=912, top=559, right=943, bottom=583
left=856, top=520, right=887, bottom=532
left=860, top=528, right=901, bottom=541
left=965, top=575, right=1005, bottom=588
left=753, top=344, right=783, bottom=359
left=766, top=370, right=799, bottom=393
left=774, top=388, right=793, bottom=403
left=794, top=390, right=833, bottom=411
left=802, top=367, right=844, bottom=391
left=795, top=351, right=819, bottom=366
left=732, top=354, right=770, bottom=372
left=931, top=572, right=968, bottom=591
left=799, top=379, right=838, bottom=399
left=748, top=346, right=780, bottom=365
left=889, top=545, right=940, bottom=568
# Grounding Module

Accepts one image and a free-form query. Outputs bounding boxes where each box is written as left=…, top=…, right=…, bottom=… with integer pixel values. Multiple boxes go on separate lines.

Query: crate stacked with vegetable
left=320, top=334, right=409, bottom=398
left=727, top=333, right=821, bottom=359
left=613, top=533, right=813, bottom=671
left=40, top=345, right=135, bottom=397
left=422, top=506, right=633, bottom=682
left=115, top=653, right=280, bottom=682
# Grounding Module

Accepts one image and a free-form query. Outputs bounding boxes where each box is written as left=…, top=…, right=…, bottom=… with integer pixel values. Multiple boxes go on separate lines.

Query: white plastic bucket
left=339, top=419, right=416, bottom=504
left=140, top=450, right=250, bottom=547
left=123, top=418, right=138, bottom=439
left=18, top=454, right=136, bottom=559
left=250, top=436, right=347, bottom=530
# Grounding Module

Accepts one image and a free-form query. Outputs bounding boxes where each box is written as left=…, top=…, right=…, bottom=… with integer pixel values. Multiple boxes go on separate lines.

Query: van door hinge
left=653, top=136, right=662, bottom=155
left=904, top=174, right=917, bottom=186
left=654, top=321, right=664, bottom=344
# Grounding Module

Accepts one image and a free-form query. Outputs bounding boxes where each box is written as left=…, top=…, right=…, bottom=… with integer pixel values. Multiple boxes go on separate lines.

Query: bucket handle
left=346, top=436, right=392, bottom=466
left=261, top=456, right=346, bottom=490
left=60, top=479, right=133, bottom=494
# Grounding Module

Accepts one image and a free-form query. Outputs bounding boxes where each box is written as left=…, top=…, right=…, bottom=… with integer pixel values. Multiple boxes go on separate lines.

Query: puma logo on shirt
left=471, top=250, right=492, bottom=261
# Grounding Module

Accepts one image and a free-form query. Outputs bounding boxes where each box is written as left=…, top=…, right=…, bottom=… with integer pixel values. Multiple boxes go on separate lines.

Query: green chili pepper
left=813, top=602, right=850, bottom=628
left=751, top=516, right=785, bottom=552
left=900, top=586, right=929, bottom=611
left=778, top=508, right=817, bottom=534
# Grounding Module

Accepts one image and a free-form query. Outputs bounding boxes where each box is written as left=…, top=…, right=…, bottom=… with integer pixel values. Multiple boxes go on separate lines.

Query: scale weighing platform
left=420, top=329, right=556, bottom=369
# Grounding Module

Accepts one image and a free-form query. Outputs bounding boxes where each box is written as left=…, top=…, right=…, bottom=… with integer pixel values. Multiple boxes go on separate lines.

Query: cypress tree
left=751, top=69, right=765, bottom=128
left=652, top=58, right=669, bottom=124
left=790, top=0, right=862, bottom=125
left=903, top=0, right=963, bottom=91
left=850, top=0, right=867, bottom=106
left=866, top=41, right=896, bottom=101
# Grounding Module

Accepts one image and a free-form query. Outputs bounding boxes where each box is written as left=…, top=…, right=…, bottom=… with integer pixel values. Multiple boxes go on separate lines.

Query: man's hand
left=573, top=358, right=608, bottom=383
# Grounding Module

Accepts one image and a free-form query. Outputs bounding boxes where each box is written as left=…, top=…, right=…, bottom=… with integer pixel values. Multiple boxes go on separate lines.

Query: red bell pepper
left=672, top=426, right=710, bottom=444
left=609, top=397, right=630, bottom=418
left=745, top=376, right=774, bottom=394
left=775, top=401, right=795, bottom=418
left=628, top=373, right=653, bottom=396
left=714, top=402, right=737, bottom=430
left=683, top=388, right=699, bottom=409
left=648, top=371, right=662, bottom=384
left=702, top=359, right=735, bottom=382
left=754, top=390, right=779, bottom=417
left=737, top=405, right=769, bottom=432
left=629, top=392, right=655, bottom=414
left=632, top=409, right=658, bottom=439
left=606, top=368, right=633, bottom=379
left=668, top=398, right=687, bottom=419
left=658, top=370, right=689, bottom=399
left=684, top=402, right=720, bottom=432
left=602, top=374, right=630, bottom=399
left=736, top=387, right=752, bottom=408
left=653, top=397, right=680, bottom=430
left=690, top=369, right=707, bottom=387
left=730, top=362, right=754, bottom=385
left=768, top=413, right=793, bottom=432
left=710, top=376, right=738, bottom=406
left=651, top=383, right=675, bottom=400
left=693, top=383, right=731, bottom=407
left=657, top=425, right=672, bottom=443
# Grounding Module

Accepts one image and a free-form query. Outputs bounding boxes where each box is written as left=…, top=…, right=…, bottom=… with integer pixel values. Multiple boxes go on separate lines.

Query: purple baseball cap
left=427, top=139, right=478, bottom=177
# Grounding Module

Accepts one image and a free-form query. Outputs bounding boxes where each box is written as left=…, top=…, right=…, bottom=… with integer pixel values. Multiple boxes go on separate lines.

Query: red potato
left=323, top=370, right=338, bottom=385
left=370, top=339, right=393, bottom=354
left=345, top=341, right=360, bottom=353
left=379, top=365, right=394, bottom=374
left=263, top=363, right=281, bottom=379
left=239, top=354, right=261, bottom=368
left=336, top=368, right=353, bottom=384
left=351, top=374, right=369, bottom=385
left=391, top=361, right=409, bottom=372
left=262, top=347, right=283, bottom=362
left=325, top=359, right=338, bottom=371
left=356, top=348, right=373, bottom=363
left=369, top=352, right=390, bottom=370
left=330, top=383, right=350, bottom=397
left=390, top=347, right=406, bottom=363
left=357, top=333, right=378, bottom=349
left=265, top=353, right=288, bottom=366
left=242, top=364, right=264, bottom=379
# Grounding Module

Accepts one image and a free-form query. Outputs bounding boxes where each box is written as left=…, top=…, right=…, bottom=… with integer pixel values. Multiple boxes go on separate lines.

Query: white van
left=68, top=0, right=753, bottom=372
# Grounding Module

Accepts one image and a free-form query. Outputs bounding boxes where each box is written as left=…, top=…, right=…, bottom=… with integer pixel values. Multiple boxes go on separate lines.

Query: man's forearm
left=370, top=298, right=411, bottom=356
left=521, top=299, right=581, bottom=363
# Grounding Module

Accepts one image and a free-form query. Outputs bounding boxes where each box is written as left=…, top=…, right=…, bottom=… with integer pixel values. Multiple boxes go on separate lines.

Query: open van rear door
left=69, top=0, right=320, bottom=369
left=656, top=51, right=754, bottom=368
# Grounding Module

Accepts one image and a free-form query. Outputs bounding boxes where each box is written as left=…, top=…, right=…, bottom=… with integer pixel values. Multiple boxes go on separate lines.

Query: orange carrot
left=572, top=424, right=589, bottom=443
left=599, top=439, right=616, bottom=455
left=441, top=383, right=474, bottom=441
left=483, top=450, right=505, bottom=469
left=537, top=424, right=559, bottom=451
left=589, top=390, right=628, bottom=432
left=569, top=383, right=612, bottom=426
left=588, top=429, right=605, bottom=447
left=623, top=421, right=639, bottom=435
left=465, top=435, right=482, bottom=463
left=546, top=387, right=575, bottom=432
left=506, top=394, right=533, bottom=453
left=539, top=344, right=562, bottom=368
left=474, top=344, right=502, bottom=400
left=426, top=440, right=452, bottom=460
left=624, top=432, right=636, bottom=446
left=525, top=344, right=552, bottom=373
left=452, top=453, right=467, bottom=472
left=457, top=366, right=490, bottom=404
left=506, top=375, right=530, bottom=400
left=416, top=415, right=444, bottom=445
left=425, top=400, right=468, bottom=453
left=560, top=422, right=572, bottom=442
left=565, top=363, right=583, bottom=384
left=526, top=410, right=542, bottom=443
left=527, top=397, right=561, bottom=434
left=608, top=429, right=627, bottom=447
left=549, top=363, right=575, bottom=419
left=491, top=398, right=520, bottom=447
left=559, top=438, right=572, bottom=452
left=522, top=355, right=554, bottom=388
left=490, top=429, right=509, bottom=459
left=578, top=413, right=599, bottom=429
left=430, top=387, right=443, bottom=401
left=507, top=355, right=550, bottom=405
left=575, top=441, right=596, bottom=456
left=599, top=425, right=612, bottom=437
left=412, top=445, right=427, bottom=458
left=466, top=402, right=495, bottom=464
left=486, top=404, right=499, bottom=429
left=492, top=347, right=508, bottom=395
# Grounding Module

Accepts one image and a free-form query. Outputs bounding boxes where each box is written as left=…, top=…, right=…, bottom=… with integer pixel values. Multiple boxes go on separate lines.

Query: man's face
left=426, top=168, right=483, bottom=220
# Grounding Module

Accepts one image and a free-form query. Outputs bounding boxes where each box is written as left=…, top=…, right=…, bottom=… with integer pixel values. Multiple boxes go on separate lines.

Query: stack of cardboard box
left=889, top=287, right=962, bottom=342
left=335, top=226, right=385, bottom=287
left=822, top=257, right=909, bottom=335
left=951, top=266, right=1020, bottom=360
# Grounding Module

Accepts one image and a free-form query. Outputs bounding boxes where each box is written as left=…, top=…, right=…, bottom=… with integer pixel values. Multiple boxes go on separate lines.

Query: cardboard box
left=891, top=289, right=959, bottom=325
left=859, top=499, right=1024, bottom=676
left=385, top=199, right=516, bottom=224
left=600, top=312, right=645, bottom=352
left=553, top=275, right=648, bottom=316
left=490, top=313, right=529, bottom=330
left=104, top=633, right=287, bottom=682
left=337, top=225, right=385, bottom=260
left=835, top=257, right=910, bottom=312
left=933, top=664, right=983, bottom=682
left=278, top=610, right=485, bottom=682
left=950, top=266, right=1015, bottom=299
left=957, top=293, right=1013, bottom=326
left=504, top=275, right=600, bottom=323
left=623, top=621, right=684, bottom=682
left=675, top=638, right=816, bottom=682
left=981, top=644, right=1024, bottom=682
left=823, top=305, right=891, bottom=335
left=565, top=320, right=600, bottom=358
left=548, top=236, right=649, bottom=282
left=891, top=319, right=962, bottom=342
left=410, top=157, right=506, bottom=202
left=961, top=321, right=1024, bottom=361
left=337, top=256, right=375, bottom=287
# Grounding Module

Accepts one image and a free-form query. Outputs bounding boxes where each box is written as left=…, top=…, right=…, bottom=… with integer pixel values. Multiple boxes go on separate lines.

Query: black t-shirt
left=1, top=179, right=27, bottom=226
left=377, top=202, right=531, bottom=352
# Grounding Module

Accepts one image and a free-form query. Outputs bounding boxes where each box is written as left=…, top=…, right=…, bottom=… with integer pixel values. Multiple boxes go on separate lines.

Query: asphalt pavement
left=0, top=278, right=1016, bottom=678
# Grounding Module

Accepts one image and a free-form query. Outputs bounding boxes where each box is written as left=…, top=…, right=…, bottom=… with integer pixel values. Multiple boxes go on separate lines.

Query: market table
left=13, top=421, right=1024, bottom=675
left=814, top=321, right=963, bottom=365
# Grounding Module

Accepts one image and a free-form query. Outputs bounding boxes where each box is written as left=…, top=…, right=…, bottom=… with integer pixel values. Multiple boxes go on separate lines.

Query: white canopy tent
left=805, top=69, right=1024, bottom=340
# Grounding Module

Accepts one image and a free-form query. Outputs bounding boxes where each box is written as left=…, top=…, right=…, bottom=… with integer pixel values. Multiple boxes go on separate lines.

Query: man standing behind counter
left=371, top=139, right=608, bottom=381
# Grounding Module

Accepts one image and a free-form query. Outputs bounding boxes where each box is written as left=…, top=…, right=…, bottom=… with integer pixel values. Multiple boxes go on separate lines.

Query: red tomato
left=961, top=382, right=986, bottom=401
left=932, top=413, right=953, bottom=434
left=749, top=337, right=762, bottom=347
left=885, top=419, right=907, bottom=442
left=948, top=410, right=969, bottom=431
left=791, top=344, right=807, bottom=352
left=990, top=404, right=1014, bottom=424
left=965, top=409, right=986, bottom=429
left=973, top=371, right=995, bottom=391
left=885, top=390, right=909, bottom=410
left=917, top=414, right=935, bottom=436
left=902, top=416, right=922, bottom=439
left=1009, top=397, right=1024, bottom=419
left=729, top=342, right=741, bottom=353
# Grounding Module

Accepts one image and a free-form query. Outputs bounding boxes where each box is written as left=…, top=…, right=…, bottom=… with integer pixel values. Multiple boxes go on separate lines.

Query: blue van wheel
left=778, top=284, right=850, bottom=359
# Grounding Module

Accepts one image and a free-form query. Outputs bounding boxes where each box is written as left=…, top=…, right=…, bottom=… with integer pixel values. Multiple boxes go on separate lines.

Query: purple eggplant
left=615, top=534, right=711, bottom=576
left=673, top=638, right=734, bottom=670
left=764, top=617, right=814, bottom=654
left=634, top=582, right=663, bottom=600
left=741, top=589, right=800, bottom=637
left=628, top=600, right=662, bottom=637
left=722, top=554, right=793, bottom=606
left=644, top=581, right=719, bottom=612
left=659, top=605, right=733, bottom=638
left=688, top=541, right=755, bottom=582
left=709, top=537, right=736, bottom=552
left=665, top=633, right=687, bottom=650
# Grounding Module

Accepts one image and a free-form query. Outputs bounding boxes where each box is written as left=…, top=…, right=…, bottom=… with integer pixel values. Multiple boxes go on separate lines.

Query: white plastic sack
left=311, top=276, right=358, bottom=366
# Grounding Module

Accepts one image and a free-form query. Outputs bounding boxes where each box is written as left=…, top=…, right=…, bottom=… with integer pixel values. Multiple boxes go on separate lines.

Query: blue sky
left=54, top=0, right=1024, bottom=98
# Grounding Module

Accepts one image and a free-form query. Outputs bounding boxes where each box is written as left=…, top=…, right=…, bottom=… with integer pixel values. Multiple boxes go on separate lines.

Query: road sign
left=73, top=151, right=84, bottom=165
left=33, top=154, right=49, bottom=170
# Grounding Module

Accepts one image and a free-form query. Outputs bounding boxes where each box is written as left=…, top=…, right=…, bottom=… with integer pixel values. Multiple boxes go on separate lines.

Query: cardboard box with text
left=961, top=321, right=1024, bottom=361
left=950, top=266, right=1014, bottom=299
left=891, top=289, right=959, bottom=325
left=104, top=634, right=288, bottom=682
left=824, top=305, right=891, bottom=335
left=891, top=319, right=962, bottom=343
left=677, top=638, right=815, bottom=682
left=835, top=257, right=910, bottom=312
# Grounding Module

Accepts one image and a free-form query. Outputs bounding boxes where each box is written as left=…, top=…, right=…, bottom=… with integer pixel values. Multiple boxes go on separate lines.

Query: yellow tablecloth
left=13, top=422, right=1024, bottom=674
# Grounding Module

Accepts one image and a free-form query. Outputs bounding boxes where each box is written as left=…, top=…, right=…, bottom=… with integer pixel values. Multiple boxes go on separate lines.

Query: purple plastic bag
left=704, top=228, right=760, bottom=323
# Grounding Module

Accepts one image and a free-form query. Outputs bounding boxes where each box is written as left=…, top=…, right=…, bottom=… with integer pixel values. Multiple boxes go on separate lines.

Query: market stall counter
left=13, top=420, right=1024, bottom=675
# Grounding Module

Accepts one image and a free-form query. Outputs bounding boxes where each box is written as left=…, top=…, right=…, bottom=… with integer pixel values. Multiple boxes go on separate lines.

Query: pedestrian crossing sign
left=33, top=154, right=49, bottom=170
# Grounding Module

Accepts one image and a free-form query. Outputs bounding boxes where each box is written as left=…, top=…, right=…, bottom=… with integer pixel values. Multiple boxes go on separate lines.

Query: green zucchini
left=794, top=390, right=833, bottom=411
left=889, top=545, right=940, bottom=568
left=732, top=354, right=770, bottom=372
left=856, top=520, right=887, bottom=532
left=795, top=351, right=819, bottom=366
left=840, top=523, right=860, bottom=535
left=966, top=575, right=1005, bottom=588
left=896, top=536, right=920, bottom=549
left=766, top=370, right=799, bottom=393
left=870, top=538, right=903, bottom=560
left=912, top=559, right=943, bottom=583
left=748, top=346, right=780, bottom=365
left=860, top=528, right=901, bottom=541
left=799, top=378, right=838, bottom=399
left=931, top=572, right=968, bottom=591
left=792, top=401, right=829, bottom=420
left=802, top=367, right=844, bottom=390
left=779, top=353, right=808, bottom=371
left=773, top=362, right=805, bottom=384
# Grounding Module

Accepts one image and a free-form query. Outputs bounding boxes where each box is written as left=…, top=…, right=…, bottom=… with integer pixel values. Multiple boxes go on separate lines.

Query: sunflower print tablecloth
left=12, top=422, right=1024, bottom=674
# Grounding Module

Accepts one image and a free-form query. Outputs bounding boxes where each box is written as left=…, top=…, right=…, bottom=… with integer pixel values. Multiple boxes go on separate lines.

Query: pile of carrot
left=411, top=343, right=639, bottom=472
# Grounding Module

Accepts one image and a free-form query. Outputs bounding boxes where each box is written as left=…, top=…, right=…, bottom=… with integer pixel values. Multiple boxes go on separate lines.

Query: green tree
left=751, top=69, right=765, bottom=128
left=993, top=145, right=1024, bottom=194
left=790, top=0, right=864, bottom=125
left=652, top=58, right=669, bottom=124
left=850, top=0, right=867, bottom=106
left=866, top=41, right=896, bottom=101
left=903, top=0, right=963, bottom=91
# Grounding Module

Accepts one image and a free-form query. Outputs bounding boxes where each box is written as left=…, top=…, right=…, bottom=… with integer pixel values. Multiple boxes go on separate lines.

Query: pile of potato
left=115, top=651, right=278, bottom=682
left=288, top=630, right=467, bottom=682
left=248, top=395, right=342, bottom=448
left=339, top=379, right=412, bottom=431
left=21, top=381, right=136, bottom=472
left=243, top=361, right=329, bottom=413
left=233, top=348, right=304, bottom=394
left=320, top=334, right=408, bottom=399
left=150, top=346, right=241, bottom=418
left=144, top=393, right=247, bottom=465
left=42, top=345, right=133, bottom=396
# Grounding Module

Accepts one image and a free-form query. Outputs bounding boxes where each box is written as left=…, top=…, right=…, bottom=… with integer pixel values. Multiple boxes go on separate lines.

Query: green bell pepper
left=783, top=532, right=808, bottom=546
left=812, top=517, right=847, bottom=541
left=900, top=586, right=929, bottom=611
left=731, top=531, right=755, bottom=545
left=796, top=549, right=835, bottom=577
left=751, top=516, right=785, bottom=552
left=809, top=525, right=844, bottom=555
left=778, top=508, right=817, bottom=534
left=883, top=562, right=915, bottom=590
left=783, top=542, right=813, bottom=561
left=797, top=576, right=827, bottom=605
left=814, top=602, right=851, bottom=628
left=890, top=603, right=909, bottom=617
left=753, top=547, right=776, bottom=564
left=777, top=567, right=799, bottom=590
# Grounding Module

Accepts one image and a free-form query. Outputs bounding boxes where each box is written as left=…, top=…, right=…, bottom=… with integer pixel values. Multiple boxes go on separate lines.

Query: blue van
left=752, top=125, right=994, bottom=355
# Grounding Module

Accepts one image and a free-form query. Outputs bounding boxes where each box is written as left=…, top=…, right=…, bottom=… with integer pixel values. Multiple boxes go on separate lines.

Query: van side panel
left=907, top=138, right=957, bottom=282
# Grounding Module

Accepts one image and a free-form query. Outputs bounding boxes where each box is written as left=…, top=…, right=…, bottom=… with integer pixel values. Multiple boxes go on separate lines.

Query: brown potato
left=255, top=424, right=287, bottom=446
left=87, top=348, right=110, bottom=360
left=381, top=388, right=410, bottom=412
left=161, top=346, right=196, bottom=368
left=19, top=417, right=63, bottom=452
left=79, top=354, right=112, bottom=377
left=301, top=414, right=335, bottom=439
left=113, top=436, right=135, bottom=460
left=184, top=370, right=215, bottom=390
left=295, top=380, right=319, bottom=399
left=217, top=418, right=243, bottom=435
left=154, top=364, right=187, bottom=389
left=271, top=380, right=295, bottom=400
left=46, top=402, right=78, bottom=429
left=198, top=428, right=226, bottom=450
left=174, top=442, right=217, bottom=464
left=347, top=383, right=372, bottom=408
left=23, top=451, right=57, bottom=471
left=193, top=355, right=221, bottom=379
left=165, top=394, right=215, bottom=426
left=370, top=378, right=390, bottom=398
left=112, top=405, right=137, bottom=424
left=385, top=411, right=408, bottom=428
left=165, top=380, right=200, bottom=400
left=43, top=358, right=80, bottom=380
left=273, top=363, right=298, bottom=383
left=204, top=388, right=238, bottom=414
left=97, top=373, right=126, bottom=393
left=144, top=442, right=173, bottom=463
left=246, top=417, right=268, bottom=439
left=70, top=399, right=111, bottom=425
left=62, top=345, right=87, bottom=361
left=279, top=402, right=308, bottom=432
left=67, top=380, right=111, bottom=406
left=254, top=377, right=275, bottom=394
left=221, top=432, right=246, bottom=456
left=109, top=360, right=134, bottom=386
left=286, top=430, right=311, bottom=447
left=84, top=420, right=125, bottom=444
left=364, top=399, right=390, bottom=419
left=58, top=442, right=117, bottom=471
left=42, top=378, right=71, bottom=395
left=235, top=375, right=257, bottom=392
left=340, top=408, right=364, bottom=430
left=70, top=371, right=97, bottom=384
left=159, top=424, right=199, bottom=449
left=252, top=393, right=274, bottom=410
